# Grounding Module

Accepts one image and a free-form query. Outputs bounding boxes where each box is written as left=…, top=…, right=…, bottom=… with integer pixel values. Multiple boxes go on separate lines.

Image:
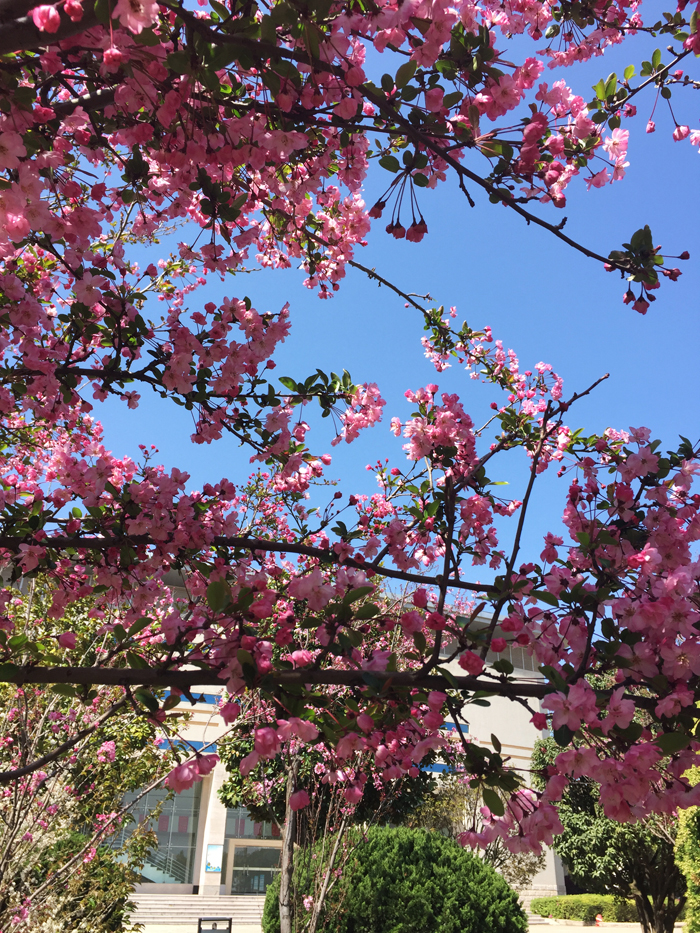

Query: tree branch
left=0, top=5, right=100, bottom=55
left=0, top=697, right=127, bottom=785
left=0, top=662, right=551, bottom=698
left=0, top=533, right=496, bottom=594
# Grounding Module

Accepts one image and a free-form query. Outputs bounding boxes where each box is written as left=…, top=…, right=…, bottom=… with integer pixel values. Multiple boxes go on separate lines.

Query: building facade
left=128, top=632, right=565, bottom=907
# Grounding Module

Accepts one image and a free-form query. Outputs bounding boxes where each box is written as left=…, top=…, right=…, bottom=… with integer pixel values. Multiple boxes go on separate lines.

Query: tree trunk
left=306, top=814, right=348, bottom=933
left=634, top=894, right=655, bottom=933
left=279, top=761, right=299, bottom=933
left=633, top=892, right=682, bottom=933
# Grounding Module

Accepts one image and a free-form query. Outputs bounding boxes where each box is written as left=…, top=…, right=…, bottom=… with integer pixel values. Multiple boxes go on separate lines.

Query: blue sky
left=96, top=24, right=700, bottom=578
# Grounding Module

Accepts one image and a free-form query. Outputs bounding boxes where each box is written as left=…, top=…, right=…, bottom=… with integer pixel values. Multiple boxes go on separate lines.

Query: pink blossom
left=289, top=649, right=314, bottom=667
left=220, top=701, right=240, bottom=725
left=165, top=760, right=199, bottom=793
left=63, top=0, right=82, bottom=20
left=458, top=650, right=484, bottom=675
left=603, top=128, right=629, bottom=159
left=112, top=0, right=159, bottom=33
left=413, top=588, right=429, bottom=608
left=357, top=713, right=374, bottom=733
left=290, top=789, right=310, bottom=810
left=673, top=125, right=690, bottom=141
left=0, top=133, right=26, bottom=170
left=423, top=709, right=444, bottom=729
left=239, top=751, right=260, bottom=776
left=336, top=732, right=365, bottom=759
left=425, top=88, right=444, bottom=112
left=96, top=740, right=116, bottom=763
left=344, top=783, right=364, bottom=804
left=531, top=713, right=548, bottom=730
left=585, top=169, right=611, bottom=190
left=58, top=631, right=76, bottom=650
left=196, top=754, right=219, bottom=776
left=31, top=4, right=61, bottom=31
left=254, top=727, right=281, bottom=759
left=411, top=734, right=446, bottom=763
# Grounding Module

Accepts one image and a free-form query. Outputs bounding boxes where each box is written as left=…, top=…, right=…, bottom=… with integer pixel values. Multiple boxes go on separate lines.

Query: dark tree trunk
left=279, top=761, right=299, bottom=933
left=634, top=891, right=685, bottom=933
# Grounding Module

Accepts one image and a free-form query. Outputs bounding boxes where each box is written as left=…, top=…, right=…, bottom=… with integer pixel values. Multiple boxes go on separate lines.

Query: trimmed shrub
left=530, top=894, right=638, bottom=923
left=676, top=769, right=700, bottom=933
left=263, top=826, right=527, bottom=933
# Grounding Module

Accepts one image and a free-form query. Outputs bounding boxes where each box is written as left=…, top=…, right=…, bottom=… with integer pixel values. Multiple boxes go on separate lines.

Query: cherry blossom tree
left=0, top=0, right=697, bottom=893
left=0, top=583, right=178, bottom=930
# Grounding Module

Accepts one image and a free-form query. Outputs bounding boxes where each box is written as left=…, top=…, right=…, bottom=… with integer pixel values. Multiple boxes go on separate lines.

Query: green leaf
left=134, top=689, right=159, bottom=713
left=354, top=603, right=380, bottom=620
left=491, top=733, right=502, bottom=753
left=378, top=155, right=401, bottom=173
left=166, top=51, right=192, bottom=74
left=51, top=684, right=78, bottom=698
left=531, top=589, right=559, bottom=607
left=624, top=64, right=635, bottom=80
left=395, top=60, right=417, bottom=88
left=482, top=787, right=505, bottom=816
left=413, top=630, right=427, bottom=653
left=553, top=724, right=575, bottom=747
left=615, top=721, right=643, bottom=743
left=207, top=580, right=231, bottom=613
left=653, top=730, right=690, bottom=755
left=128, top=616, right=152, bottom=637
left=436, top=666, right=459, bottom=690
left=343, top=585, right=374, bottom=604
left=0, top=663, right=18, bottom=681
left=126, top=651, right=151, bottom=669
left=8, top=634, right=29, bottom=650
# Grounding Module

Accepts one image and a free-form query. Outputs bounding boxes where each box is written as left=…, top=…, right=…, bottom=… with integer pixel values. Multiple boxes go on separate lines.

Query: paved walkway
left=531, top=923, right=684, bottom=932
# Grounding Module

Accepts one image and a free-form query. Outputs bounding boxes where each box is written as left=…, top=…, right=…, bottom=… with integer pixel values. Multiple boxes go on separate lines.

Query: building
left=126, top=628, right=565, bottom=919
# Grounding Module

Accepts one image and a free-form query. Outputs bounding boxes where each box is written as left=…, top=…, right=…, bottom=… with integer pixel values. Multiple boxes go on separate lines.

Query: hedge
left=530, top=894, right=638, bottom=923
left=676, top=768, right=700, bottom=933
left=263, top=826, right=527, bottom=933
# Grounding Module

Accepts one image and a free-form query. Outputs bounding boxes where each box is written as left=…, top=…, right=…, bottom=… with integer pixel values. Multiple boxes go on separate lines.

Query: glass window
left=225, top=807, right=281, bottom=840
left=231, top=845, right=281, bottom=895
left=112, top=783, right=201, bottom=885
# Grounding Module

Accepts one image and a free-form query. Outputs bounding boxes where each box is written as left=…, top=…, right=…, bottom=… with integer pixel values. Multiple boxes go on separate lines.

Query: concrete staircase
left=526, top=912, right=548, bottom=925
left=129, top=895, right=265, bottom=928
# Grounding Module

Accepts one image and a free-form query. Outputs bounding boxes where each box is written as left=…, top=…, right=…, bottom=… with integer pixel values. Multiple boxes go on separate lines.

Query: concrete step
left=130, top=895, right=265, bottom=926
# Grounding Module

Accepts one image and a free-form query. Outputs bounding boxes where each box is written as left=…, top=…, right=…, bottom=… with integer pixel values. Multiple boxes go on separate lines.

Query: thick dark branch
left=0, top=6, right=100, bottom=55
left=0, top=0, right=36, bottom=24
left=0, top=534, right=496, bottom=594
left=0, top=663, right=551, bottom=698
left=52, top=86, right=117, bottom=117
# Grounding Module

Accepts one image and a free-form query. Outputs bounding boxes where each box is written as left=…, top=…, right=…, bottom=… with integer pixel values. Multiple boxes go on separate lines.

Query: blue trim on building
left=443, top=721, right=469, bottom=733
left=164, top=689, right=222, bottom=706
left=168, top=739, right=218, bottom=753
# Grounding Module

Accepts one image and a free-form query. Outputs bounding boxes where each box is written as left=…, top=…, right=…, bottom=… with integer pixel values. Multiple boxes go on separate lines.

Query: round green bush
left=262, top=826, right=527, bottom=933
